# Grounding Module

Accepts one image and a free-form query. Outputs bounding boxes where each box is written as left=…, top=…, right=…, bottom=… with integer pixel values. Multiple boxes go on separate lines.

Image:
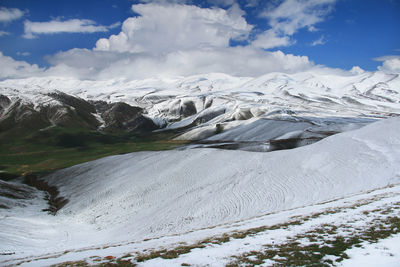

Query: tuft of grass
left=51, top=260, right=89, bottom=267
left=135, top=244, right=206, bottom=262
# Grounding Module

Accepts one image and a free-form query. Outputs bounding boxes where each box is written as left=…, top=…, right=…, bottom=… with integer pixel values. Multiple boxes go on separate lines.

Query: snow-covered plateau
left=1, top=70, right=400, bottom=266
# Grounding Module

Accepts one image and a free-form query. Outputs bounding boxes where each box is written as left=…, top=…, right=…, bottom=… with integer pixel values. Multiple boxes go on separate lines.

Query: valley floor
left=1, top=183, right=399, bottom=267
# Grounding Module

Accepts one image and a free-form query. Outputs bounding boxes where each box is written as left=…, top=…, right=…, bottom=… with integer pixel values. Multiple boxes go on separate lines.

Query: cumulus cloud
left=94, top=3, right=251, bottom=53
left=0, top=7, right=25, bottom=22
left=375, top=56, right=400, bottom=73
left=46, top=46, right=314, bottom=80
left=23, top=19, right=120, bottom=39
left=0, top=52, right=43, bottom=79
left=38, top=3, right=317, bottom=80
left=1, top=2, right=341, bottom=81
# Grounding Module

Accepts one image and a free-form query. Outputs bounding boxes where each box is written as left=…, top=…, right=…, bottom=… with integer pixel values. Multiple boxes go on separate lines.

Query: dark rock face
left=234, top=108, right=253, bottom=120
left=0, top=91, right=159, bottom=138
left=0, top=100, right=49, bottom=134
left=47, top=92, right=100, bottom=129
left=91, top=100, right=159, bottom=132
left=180, top=100, right=197, bottom=117
left=0, top=94, right=11, bottom=111
left=48, top=91, right=96, bottom=114
left=100, top=102, right=144, bottom=131
left=1, top=92, right=102, bottom=135
left=204, top=98, right=213, bottom=109
left=125, top=115, right=158, bottom=132
left=24, top=174, right=68, bottom=215
left=167, top=99, right=197, bottom=118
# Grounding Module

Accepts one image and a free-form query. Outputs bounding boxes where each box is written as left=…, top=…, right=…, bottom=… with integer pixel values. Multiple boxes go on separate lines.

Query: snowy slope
left=1, top=118, right=399, bottom=262
left=43, top=117, right=400, bottom=239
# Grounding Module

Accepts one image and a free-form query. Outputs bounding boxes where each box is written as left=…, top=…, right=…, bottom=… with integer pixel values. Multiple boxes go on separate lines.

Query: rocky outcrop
left=24, top=174, right=68, bottom=215
left=100, top=102, right=143, bottom=131
left=0, top=94, right=11, bottom=111
left=168, top=99, right=197, bottom=118
left=180, top=100, right=197, bottom=117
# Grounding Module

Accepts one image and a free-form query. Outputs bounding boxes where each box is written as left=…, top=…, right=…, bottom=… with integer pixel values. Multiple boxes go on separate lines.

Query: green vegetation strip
left=0, top=127, right=186, bottom=179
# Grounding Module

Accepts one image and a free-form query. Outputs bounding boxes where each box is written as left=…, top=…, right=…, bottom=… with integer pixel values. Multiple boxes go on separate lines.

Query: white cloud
left=0, top=3, right=344, bottom=81
left=41, top=3, right=315, bottom=80
left=94, top=3, right=252, bottom=53
left=262, top=0, right=336, bottom=35
left=350, top=66, right=364, bottom=75
left=0, top=52, right=43, bottom=79
left=0, top=30, right=10, bottom=36
left=23, top=19, right=120, bottom=39
left=0, top=7, right=25, bottom=22
left=311, top=36, right=325, bottom=46
left=45, top=47, right=314, bottom=80
left=207, top=0, right=236, bottom=7
left=252, top=29, right=292, bottom=49
left=16, top=51, right=30, bottom=56
left=245, top=0, right=259, bottom=7
left=138, top=0, right=188, bottom=3
left=374, top=55, right=400, bottom=61
left=253, top=0, right=336, bottom=49
left=375, top=56, right=400, bottom=73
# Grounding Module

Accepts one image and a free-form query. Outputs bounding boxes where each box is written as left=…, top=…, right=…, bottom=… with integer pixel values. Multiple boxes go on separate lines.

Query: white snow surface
left=341, top=234, right=400, bottom=267
left=1, top=118, right=399, bottom=262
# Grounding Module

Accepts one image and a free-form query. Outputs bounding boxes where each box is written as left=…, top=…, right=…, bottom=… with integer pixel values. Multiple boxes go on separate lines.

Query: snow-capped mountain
left=1, top=70, right=399, bottom=145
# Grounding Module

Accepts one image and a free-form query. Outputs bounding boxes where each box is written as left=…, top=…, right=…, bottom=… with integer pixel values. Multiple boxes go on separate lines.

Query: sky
left=0, top=0, right=399, bottom=80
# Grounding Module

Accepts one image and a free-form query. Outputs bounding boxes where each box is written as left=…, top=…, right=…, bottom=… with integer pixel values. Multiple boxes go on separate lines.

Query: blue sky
left=0, top=0, right=399, bottom=79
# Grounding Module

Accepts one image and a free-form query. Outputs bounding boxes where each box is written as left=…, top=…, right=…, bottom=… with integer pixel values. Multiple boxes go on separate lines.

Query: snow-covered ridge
left=1, top=71, right=399, bottom=119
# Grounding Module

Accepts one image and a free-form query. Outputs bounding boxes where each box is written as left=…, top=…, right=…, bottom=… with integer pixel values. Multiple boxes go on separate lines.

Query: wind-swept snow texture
left=0, top=118, right=393, bottom=256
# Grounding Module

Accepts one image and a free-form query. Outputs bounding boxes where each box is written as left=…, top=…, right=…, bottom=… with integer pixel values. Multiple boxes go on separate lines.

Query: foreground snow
left=1, top=118, right=400, bottom=266
left=2, top=175, right=400, bottom=266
